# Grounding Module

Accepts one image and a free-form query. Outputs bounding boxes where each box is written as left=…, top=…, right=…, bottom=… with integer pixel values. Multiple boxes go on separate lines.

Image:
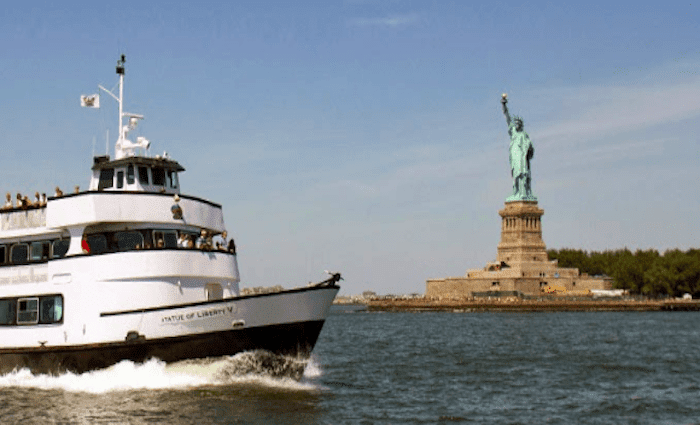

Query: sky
left=0, top=1, right=698, bottom=295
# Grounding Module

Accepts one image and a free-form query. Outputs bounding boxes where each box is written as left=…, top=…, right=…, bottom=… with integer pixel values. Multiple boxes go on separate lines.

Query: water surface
left=1, top=307, right=699, bottom=424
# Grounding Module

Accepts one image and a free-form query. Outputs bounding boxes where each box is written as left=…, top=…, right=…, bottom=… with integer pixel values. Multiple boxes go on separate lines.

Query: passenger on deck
left=16, top=193, right=23, bottom=208
left=171, top=195, right=183, bottom=219
left=40, top=193, right=47, bottom=206
left=185, top=235, right=194, bottom=249
left=227, top=238, right=236, bottom=255
left=156, top=239, right=164, bottom=248
left=81, top=235, right=90, bottom=254
left=55, top=187, right=63, bottom=197
left=22, top=196, right=30, bottom=209
left=217, top=231, right=228, bottom=251
left=205, top=232, right=213, bottom=251
left=195, top=230, right=205, bottom=249
left=74, top=185, right=80, bottom=194
left=177, top=233, right=187, bottom=248
left=2, top=193, right=12, bottom=210
left=34, top=192, right=41, bottom=207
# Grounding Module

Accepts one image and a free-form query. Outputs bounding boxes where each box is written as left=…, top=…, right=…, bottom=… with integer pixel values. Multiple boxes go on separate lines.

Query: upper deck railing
left=0, top=208, right=47, bottom=232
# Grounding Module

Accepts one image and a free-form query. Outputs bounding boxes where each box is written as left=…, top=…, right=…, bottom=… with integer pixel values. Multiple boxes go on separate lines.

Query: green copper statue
left=501, top=94, right=536, bottom=202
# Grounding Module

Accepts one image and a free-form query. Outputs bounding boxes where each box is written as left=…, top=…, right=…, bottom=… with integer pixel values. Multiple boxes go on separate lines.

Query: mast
left=97, top=55, right=148, bottom=160
left=116, top=54, right=125, bottom=143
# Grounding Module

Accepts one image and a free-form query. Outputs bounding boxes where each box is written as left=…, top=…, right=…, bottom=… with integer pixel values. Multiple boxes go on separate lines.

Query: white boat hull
left=0, top=285, right=339, bottom=374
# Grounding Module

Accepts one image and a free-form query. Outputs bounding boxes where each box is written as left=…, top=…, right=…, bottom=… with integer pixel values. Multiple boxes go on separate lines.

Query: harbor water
left=1, top=305, right=699, bottom=424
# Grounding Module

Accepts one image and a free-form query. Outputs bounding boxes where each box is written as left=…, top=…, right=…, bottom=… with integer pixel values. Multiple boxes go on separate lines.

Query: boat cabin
left=89, top=155, right=184, bottom=194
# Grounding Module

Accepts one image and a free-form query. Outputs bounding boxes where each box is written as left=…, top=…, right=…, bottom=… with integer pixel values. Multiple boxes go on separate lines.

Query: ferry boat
left=0, top=56, right=340, bottom=374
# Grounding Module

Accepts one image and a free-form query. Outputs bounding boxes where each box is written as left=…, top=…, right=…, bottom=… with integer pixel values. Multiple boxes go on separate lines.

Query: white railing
left=0, top=209, right=47, bottom=231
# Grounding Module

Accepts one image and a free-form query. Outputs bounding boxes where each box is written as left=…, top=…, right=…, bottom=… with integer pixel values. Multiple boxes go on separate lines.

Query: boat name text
left=161, top=306, right=235, bottom=324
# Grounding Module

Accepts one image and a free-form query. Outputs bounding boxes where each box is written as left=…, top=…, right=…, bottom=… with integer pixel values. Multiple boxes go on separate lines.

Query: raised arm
left=501, top=94, right=511, bottom=126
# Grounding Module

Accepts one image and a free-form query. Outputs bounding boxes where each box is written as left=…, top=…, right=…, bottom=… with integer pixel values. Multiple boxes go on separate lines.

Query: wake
left=0, top=351, right=321, bottom=394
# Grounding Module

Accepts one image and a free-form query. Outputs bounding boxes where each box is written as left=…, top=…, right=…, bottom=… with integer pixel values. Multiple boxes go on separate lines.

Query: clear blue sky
left=0, top=1, right=698, bottom=295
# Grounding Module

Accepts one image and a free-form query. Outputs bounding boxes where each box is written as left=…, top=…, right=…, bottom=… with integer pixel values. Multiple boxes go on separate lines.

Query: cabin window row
left=83, top=228, right=199, bottom=255
left=0, top=239, right=69, bottom=266
left=0, top=294, right=63, bottom=326
left=98, top=165, right=178, bottom=191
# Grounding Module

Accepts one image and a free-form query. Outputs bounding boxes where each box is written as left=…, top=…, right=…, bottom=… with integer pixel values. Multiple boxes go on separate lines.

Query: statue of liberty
left=501, top=94, right=536, bottom=202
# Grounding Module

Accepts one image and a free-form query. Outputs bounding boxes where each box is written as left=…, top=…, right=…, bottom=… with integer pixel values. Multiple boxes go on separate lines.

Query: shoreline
left=352, top=298, right=700, bottom=312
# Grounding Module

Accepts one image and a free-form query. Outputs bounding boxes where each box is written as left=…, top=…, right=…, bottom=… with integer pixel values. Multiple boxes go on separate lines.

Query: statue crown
left=513, top=115, right=524, bottom=125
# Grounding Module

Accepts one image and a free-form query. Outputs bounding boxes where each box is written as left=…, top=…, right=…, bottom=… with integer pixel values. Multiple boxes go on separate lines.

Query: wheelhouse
left=89, top=155, right=184, bottom=194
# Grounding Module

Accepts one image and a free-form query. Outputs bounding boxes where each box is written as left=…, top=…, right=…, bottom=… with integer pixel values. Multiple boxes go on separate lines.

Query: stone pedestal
left=496, top=201, right=548, bottom=266
left=425, top=199, right=613, bottom=298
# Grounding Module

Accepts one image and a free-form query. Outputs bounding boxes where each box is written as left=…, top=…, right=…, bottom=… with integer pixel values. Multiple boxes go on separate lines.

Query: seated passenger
left=156, top=239, right=164, bottom=248
left=195, top=230, right=205, bottom=249
left=218, top=231, right=228, bottom=251
left=177, top=233, right=186, bottom=248
left=185, top=235, right=194, bottom=249
left=55, top=186, right=63, bottom=197
left=81, top=235, right=90, bottom=254
left=22, top=195, right=31, bottom=209
left=2, top=193, right=12, bottom=210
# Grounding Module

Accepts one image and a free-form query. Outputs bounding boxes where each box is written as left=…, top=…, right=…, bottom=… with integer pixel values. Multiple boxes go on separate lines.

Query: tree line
left=547, top=248, right=700, bottom=297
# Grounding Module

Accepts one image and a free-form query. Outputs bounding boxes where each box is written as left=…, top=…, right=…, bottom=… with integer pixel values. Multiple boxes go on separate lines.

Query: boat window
left=98, top=168, right=115, bottom=190
left=39, top=295, right=63, bottom=324
left=87, top=234, right=108, bottom=255
left=168, top=171, right=179, bottom=189
left=138, top=166, right=149, bottom=185
left=205, top=283, right=223, bottom=301
left=11, top=244, right=28, bottom=264
left=17, top=298, right=39, bottom=325
left=117, top=170, right=125, bottom=189
left=0, top=245, right=6, bottom=265
left=127, top=164, right=135, bottom=184
left=152, top=167, right=165, bottom=186
left=116, top=231, right=143, bottom=251
left=30, top=241, right=50, bottom=261
left=52, top=239, right=70, bottom=258
left=0, top=299, right=15, bottom=325
left=153, top=230, right=178, bottom=248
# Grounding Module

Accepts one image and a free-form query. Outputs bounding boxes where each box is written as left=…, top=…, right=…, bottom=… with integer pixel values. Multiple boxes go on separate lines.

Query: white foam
left=0, top=353, right=323, bottom=394
left=303, top=356, right=322, bottom=379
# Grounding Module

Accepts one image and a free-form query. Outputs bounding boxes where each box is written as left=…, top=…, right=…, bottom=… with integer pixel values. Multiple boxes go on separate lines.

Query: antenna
left=97, top=54, right=148, bottom=159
